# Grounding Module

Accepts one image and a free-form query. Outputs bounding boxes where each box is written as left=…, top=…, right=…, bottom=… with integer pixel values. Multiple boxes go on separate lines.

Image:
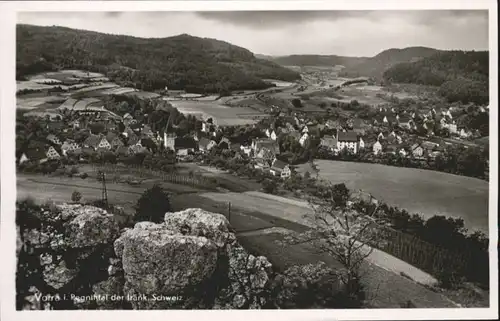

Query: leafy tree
left=291, top=98, right=303, bottom=108
left=71, top=190, right=82, bottom=203
left=262, top=178, right=278, bottom=194
left=134, top=184, right=171, bottom=223
left=282, top=183, right=377, bottom=302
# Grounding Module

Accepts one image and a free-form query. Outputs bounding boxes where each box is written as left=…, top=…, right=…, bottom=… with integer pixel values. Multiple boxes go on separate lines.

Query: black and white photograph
left=0, top=1, right=498, bottom=320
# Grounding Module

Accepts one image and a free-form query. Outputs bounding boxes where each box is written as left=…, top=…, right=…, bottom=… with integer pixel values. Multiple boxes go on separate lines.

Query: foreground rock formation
left=17, top=203, right=121, bottom=310
left=115, top=208, right=273, bottom=309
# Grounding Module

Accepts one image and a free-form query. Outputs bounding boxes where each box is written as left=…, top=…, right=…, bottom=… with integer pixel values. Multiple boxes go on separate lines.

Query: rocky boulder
left=17, top=203, right=121, bottom=309
left=114, top=208, right=274, bottom=309
left=163, top=208, right=236, bottom=248
left=60, top=204, right=120, bottom=248
left=115, top=221, right=219, bottom=309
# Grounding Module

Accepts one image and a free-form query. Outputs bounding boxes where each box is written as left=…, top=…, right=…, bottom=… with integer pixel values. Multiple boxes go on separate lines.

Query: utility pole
left=228, top=202, right=231, bottom=223
left=99, top=170, right=108, bottom=208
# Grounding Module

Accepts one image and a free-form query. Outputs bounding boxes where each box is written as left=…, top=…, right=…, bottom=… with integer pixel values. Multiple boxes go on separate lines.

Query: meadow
left=299, top=160, right=489, bottom=233
left=170, top=100, right=266, bottom=126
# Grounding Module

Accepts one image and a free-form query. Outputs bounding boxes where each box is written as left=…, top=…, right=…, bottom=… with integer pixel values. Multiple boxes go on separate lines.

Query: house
left=411, top=143, right=425, bottom=158
left=337, top=131, right=359, bottom=154
left=163, top=133, right=176, bottom=151
left=46, top=146, right=61, bottom=160
left=83, top=135, right=111, bottom=151
left=254, top=157, right=270, bottom=170
left=115, top=145, right=130, bottom=157
left=377, top=132, right=385, bottom=140
left=351, top=119, right=366, bottom=135
left=175, top=137, right=198, bottom=156
left=372, top=141, right=383, bottom=155
left=199, top=137, right=216, bottom=152
left=230, top=143, right=242, bottom=154
left=218, top=137, right=231, bottom=150
left=252, top=139, right=280, bottom=157
left=385, top=144, right=398, bottom=155
left=359, top=137, right=365, bottom=149
left=61, top=140, right=81, bottom=156
left=142, top=125, right=154, bottom=138
left=398, top=116, right=414, bottom=130
left=46, top=134, right=62, bottom=145
left=289, top=131, right=301, bottom=141
left=83, top=135, right=101, bottom=150
left=240, top=144, right=253, bottom=156
left=320, top=135, right=338, bottom=151
left=399, top=148, right=408, bottom=157
left=299, top=132, right=309, bottom=147
left=325, top=119, right=342, bottom=129
left=459, top=128, right=472, bottom=139
left=19, top=148, right=48, bottom=164
left=269, top=158, right=291, bottom=179
left=70, top=120, right=80, bottom=129
left=128, top=144, right=147, bottom=155
left=110, top=136, right=125, bottom=149
left=270, top=130, right=277, bottom=141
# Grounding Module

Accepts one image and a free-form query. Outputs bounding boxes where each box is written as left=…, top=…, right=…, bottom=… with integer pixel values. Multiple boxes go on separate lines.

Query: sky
left=17, top=10, right=489, bottom=57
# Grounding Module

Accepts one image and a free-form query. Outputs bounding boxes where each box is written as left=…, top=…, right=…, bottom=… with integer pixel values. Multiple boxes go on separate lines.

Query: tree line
left=383, top=50, right=489, bottom=105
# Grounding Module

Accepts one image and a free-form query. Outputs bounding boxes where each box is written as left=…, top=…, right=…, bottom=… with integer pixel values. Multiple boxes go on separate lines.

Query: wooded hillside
left=17, top=24, right=301, bottom=93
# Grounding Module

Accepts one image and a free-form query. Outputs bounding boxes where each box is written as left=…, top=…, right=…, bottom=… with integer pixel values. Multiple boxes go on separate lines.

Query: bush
left=262, top=178, right=278, bottom=194
left=269, top=262, right=363, bottom=308
left=71, top=190, right=82, bottom=203
left=134, top=184, right=171, bottom=223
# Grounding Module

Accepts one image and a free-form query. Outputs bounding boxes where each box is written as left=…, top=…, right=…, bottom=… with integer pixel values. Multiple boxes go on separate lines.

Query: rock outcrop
left=115, top=209, right=273, bottom=309
left=17, top=203, right=121, bottom=310
left=17, top=202, right=276, bottom=310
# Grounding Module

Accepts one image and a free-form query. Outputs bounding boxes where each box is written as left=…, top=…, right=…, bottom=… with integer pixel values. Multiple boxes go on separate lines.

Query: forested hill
left=339, top=47, right=441, bottom=78
left=16, top=24, right=301, bottom=93
left=265, top=55, right=368, bottom=68
left=383, top=50, right=489, bottom=104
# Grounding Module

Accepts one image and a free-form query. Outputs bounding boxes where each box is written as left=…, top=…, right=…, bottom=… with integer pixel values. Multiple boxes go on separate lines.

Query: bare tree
left=282, top=183, right=380, bottom=299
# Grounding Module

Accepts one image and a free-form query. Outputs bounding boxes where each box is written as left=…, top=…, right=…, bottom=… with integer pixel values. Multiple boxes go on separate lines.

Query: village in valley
left=17, top=69, right=488, bottom=182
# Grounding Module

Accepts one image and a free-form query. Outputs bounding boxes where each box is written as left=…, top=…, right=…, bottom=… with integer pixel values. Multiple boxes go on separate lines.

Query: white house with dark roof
left=46, top=134, right=62, bottom=146
left=61, top=140, right=81, bottom=156
left=46, top=146, right=61, bottom=160
left=372, top=141, right=383, bottom=155
left=299, top=132, right=309, bottom=147
left=269, top=158, right=291, bottom=179
left=336, top=131, right=359, bottom=154
left=198, top=137, right=216, bottom=153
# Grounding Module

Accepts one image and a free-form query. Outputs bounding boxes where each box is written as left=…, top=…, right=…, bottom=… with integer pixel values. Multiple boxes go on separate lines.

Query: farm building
left=198, top=137, right=216, bottom=152
left=269, top=159, right=291, bottom=179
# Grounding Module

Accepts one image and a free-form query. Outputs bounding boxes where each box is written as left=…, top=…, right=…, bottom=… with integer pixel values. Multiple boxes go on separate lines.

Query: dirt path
left=201, top=191, right=438, bottom=286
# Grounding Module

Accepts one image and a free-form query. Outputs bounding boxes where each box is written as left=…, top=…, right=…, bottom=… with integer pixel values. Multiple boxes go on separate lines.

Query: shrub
left=134, top=184, right=171, bottom=223
left=71, top=190, right=82, bottom=203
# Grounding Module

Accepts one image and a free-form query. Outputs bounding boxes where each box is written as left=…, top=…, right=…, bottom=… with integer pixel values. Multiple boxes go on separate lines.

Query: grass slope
left=300, top=160, right=489, bottom=233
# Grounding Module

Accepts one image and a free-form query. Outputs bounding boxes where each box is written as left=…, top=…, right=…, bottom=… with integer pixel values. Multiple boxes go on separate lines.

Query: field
left=239, top=232, right=458, bottom=308
left=16, top=96, right=66, bottom=110
left=299, top=160, right=489, bottom=233
left=169, top=100, right=267, bottom=126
